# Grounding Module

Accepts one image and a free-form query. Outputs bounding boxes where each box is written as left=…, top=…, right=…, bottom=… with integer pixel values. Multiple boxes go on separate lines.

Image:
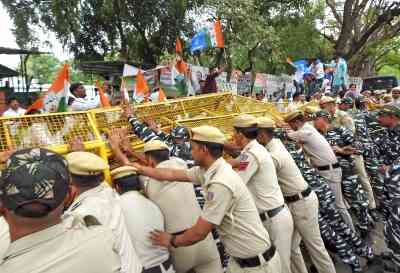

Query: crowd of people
left=1, top=79, right=400, bottom=273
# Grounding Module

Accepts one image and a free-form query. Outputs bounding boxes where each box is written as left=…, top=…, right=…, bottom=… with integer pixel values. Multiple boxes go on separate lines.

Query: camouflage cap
left=314, top=110, right=332, bottom=120
left=339, top=97, right=353, bottom=105
left=378, top=105, right=400, bottom=118
left=0, top=148, right=69, bottom=218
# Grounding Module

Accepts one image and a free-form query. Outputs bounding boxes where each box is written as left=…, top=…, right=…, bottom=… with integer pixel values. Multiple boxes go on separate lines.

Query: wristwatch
left=170, top=235, right=178, bottom=248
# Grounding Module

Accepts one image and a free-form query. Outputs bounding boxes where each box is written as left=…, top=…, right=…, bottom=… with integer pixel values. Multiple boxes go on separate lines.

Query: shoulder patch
left=206, top=191, right=215, bottom=201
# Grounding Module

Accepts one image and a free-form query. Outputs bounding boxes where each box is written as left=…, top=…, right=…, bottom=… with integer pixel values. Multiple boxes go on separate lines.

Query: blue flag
left=190, top=31, right=209, bottom=53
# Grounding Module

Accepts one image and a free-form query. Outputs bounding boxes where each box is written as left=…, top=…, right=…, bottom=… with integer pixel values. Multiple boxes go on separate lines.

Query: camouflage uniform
left=280, top=137, right=372, bottom=272
left=321, top=126, right=371, bottom=232
left=127, top=116, right=229, bottom=268
left=384, top=158, right=400, bottom=269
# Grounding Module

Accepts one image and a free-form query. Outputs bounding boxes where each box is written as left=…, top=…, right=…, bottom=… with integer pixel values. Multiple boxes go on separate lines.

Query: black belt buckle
left=317, top=162, right=339, bottom=171
left=284, top=187, right=312, bottom=203
left=143, top=257, right=172, bottom=273
left=235, top=245, right=276, bottom=268
left=259, top=205, right=284, bottom=221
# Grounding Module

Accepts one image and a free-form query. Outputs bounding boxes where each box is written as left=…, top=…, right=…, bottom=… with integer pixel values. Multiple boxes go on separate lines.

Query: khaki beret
left=111, top=166, right=138, bottom=181
left=257, top=117, right=276, bottom=128
left=304, top=106, right=320, bottom=114
left=319, top=96, right=336, bottom=105
left=191, top=125, right=226, bottom=144
left=66, top=152, right=108, bottom=176
left=143, top=140, right=169, bottom=153
left=378, top=105, right=400, bottom=118
left=233, top=114, right=258, bottom=128
left=284, top=110, right=304, bottom=123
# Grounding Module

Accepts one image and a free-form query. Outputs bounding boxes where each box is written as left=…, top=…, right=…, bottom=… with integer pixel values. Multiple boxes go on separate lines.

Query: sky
left=0, top=2, right=70, bottom=69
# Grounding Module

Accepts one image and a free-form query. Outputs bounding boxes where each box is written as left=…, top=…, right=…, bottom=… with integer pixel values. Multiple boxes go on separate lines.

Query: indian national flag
left=190, top=20, right=224, bottom=53
left=27, top=64, right=70, bottom=113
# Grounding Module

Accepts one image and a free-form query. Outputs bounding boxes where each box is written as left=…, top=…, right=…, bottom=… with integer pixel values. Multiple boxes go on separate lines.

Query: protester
left=201, top=66, right=224, bottom=94
left=2, top=96, right=26, bottom=117
left=332, top=56, right=348, bottom=95
left=344, top=84, right=360, bottom=99
left=68, top=82, right=100, bottom=111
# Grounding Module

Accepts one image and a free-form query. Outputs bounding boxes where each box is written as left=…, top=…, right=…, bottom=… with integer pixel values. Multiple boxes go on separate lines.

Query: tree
left=322, top=0, right=400, bottom=76
left=26, top=55, right=61, bottom=83
left=1, top=0, right=202, bottom=66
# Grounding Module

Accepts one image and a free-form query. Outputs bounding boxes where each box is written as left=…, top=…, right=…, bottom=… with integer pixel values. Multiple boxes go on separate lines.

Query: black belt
left=234, top=245, right=276, bottom=268
left=143, top=257, right=172, bottom=273
left=172, top=229, right=186, bottom=236
left=316, top=162, right=340, bottom=171
left=259, top=205, right=284, bottom=222
left=284, top=187, right=312, bottom=203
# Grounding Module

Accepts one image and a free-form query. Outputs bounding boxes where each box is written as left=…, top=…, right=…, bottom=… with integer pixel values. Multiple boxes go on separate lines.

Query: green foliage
left=25, top=54, right=99, bottom=84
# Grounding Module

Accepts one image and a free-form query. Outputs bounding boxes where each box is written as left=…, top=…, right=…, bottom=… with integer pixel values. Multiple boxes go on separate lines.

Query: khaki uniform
left=0, top=217, right=9, bottom=259
left=141, top=157, right=222, bottom=273
left=266, top=138, right=336, bottom=273
left=236, top=140, right=293, bottom=273
left=187, top=157, right=281, bottom=273
left=63, top=183, right=143, bottom=273
left=288, top=122, right=354, bottom=230
left=0, top=219, right=121, bottom=273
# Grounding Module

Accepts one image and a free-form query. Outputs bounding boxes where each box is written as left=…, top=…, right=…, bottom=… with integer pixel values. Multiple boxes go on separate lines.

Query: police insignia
left=207, top=191, right=215, bottom=201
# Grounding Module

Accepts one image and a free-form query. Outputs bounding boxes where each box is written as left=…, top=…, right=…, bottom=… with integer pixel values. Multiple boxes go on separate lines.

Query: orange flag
left=158, top=87, right=167, bottom=101
left=95, top=80, right=111, bottom=107
left=135, top=70, right=150, bottom=96
left=176, top=37, right=183, bottom=55
left=214, top=20, right=224, bottom=48
left=175, top=60, right=188, bottom=74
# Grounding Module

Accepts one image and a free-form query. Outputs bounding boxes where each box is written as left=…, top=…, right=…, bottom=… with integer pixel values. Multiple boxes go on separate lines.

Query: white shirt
left=69, top=95, right=100, bottom=111
left=119, top=191, right=169, bottom=269
left=63, top=183, right=142, bottom=273
left=0, top=217, right=10, bottom=259
left=311, top=62, right=325, bottom=80
left=2, top=108, right=26, bottom=117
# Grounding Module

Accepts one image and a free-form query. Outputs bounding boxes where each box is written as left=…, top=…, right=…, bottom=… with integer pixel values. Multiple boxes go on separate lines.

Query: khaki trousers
left=353, top=154, right=376, bottom=209
left=317, top=167, right=355, bottom=231
left=171, top=233, right=223, bottom=273
left=288, top=191, right=336, bottom=273
left=263, top=205, right=294, bottom=273
left=227, top=250, right=282, bottom=273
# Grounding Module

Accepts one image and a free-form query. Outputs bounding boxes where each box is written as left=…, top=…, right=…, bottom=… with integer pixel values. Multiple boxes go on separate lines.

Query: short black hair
left=234, top=126, right=258, bottom=140
left=7, top=96, right=18, bottom=105
left=258, top=127, right=275, bottom=136
left=144, top=149, right=170, bottom=164
left=70, top=82, right=83, bottom=94
left=114, top=174, right=141, bottom=194
left=349, top=83, right=357, bottom=88
left=192, top=140, right=223, bottom=159
left=292, top=93, right=300, bottom=100
left=71, top=173, right=104, bottom=187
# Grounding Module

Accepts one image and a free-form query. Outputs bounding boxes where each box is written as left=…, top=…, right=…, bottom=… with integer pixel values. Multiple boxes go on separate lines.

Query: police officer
left=133, top=125, right=282, bottom=273
left=278, top=138, right=373, bottom=273
left=313, top=111, right=371, bottom=236
left=0, top=216, right=9, bottom=258
left=122, top=105, right=229, bottom=267
left=284, top=110, right=355, bottom=230
left=63, top=152, right=142, bottom=273
left=319, top=96, right=354, bottom=131
left=230, top=114, right=295, bottom=273
left=382, top=158, right=400, bottom=272
left=111, top=166, right=175, bottom=273
left=257, top=117, right=336, bottom=273
left=0, top=148, right=121, bottom=273
left=110, top=139, right=223, bottom=273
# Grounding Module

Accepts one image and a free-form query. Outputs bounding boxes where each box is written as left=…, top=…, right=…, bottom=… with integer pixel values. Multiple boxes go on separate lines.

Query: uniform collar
left=203, top=157, right=225, bottom=186
left=2, top=223, right=65, bottom=262
left=243, top=139, right=258, bottom=152
left=265, top=138, right=277, bottom=150
left=68, top=183, right=107, bottom=211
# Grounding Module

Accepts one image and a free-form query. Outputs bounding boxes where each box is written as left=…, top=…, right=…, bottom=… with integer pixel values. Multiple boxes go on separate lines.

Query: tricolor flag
left=190, top=20, right=224, bottom=53
left=26, top=64, right=70, bottom=114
